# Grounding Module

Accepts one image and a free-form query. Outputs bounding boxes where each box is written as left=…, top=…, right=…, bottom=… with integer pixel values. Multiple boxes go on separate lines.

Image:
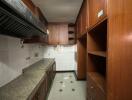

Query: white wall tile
left=43, top=45, right=76, bottom=71
left=0, top=35, right=44, bottom=87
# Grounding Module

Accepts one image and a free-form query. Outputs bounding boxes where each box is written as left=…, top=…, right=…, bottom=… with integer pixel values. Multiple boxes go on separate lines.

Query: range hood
left=0, top=0, right=47, bottom=38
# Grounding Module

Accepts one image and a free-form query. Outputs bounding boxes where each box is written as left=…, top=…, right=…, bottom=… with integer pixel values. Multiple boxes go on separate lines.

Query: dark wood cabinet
left=75, top=0, right=89, bottom=80
left=77, top=36, right=87, bottom=80
left=48, top=23, right=59, bottom=45
left=89, top=0, right=107, bottom=27
left=81, top=0, right=89, bottom=35
left=31, top=63, right=56, bottom=100
left=48, top=23, right=68, bottom=45
left=59, top=24, right=68, bottom=44
left=76, top=0, right=89, bottom=37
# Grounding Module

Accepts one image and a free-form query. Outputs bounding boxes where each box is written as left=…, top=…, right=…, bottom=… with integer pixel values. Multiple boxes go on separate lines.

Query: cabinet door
left=89, top=0, right=107, bottom=27
left=81, top=0, right=89, bottom=34
left=59, top=24, right=68, bottom=44
left=48, top=24, right=59, bottom=45
left=77, top=15, right=82, bottom=37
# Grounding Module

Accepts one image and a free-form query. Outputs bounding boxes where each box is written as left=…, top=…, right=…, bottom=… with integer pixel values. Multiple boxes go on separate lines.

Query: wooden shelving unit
left=88, top=51, right=106, bottom=57
left=76, top=0, right=132, bottom=99
left=68, top=24, right=76, bottom=45
left=87, top=18, right=107, bottom=99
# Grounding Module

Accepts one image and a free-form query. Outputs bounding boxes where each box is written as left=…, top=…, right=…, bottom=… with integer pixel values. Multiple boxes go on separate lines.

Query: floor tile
left=47, top=72, right=86, bottom=100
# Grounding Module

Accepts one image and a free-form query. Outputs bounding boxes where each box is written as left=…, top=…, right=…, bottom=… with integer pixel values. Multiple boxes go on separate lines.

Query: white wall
left=0, top=35, right=44, bottom=87
left=43, top=45, right=77, bottom=71
left=0, top=35, right=77, bottom=87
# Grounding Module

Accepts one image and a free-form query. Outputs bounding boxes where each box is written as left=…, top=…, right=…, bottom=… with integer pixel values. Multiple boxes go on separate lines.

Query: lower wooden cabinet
left=31, top=63, right=56, bottom=100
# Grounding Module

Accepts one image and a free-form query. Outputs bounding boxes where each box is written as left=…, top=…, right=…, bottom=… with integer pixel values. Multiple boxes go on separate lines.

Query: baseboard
left=56, top=70, right=86, bottom=81
left=56, top=70, right=75, bottom=73
left=73, top=71, right=86, bottom=81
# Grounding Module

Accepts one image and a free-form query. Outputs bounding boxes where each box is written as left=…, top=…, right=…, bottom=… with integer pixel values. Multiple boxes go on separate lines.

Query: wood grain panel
left=77, top=38, right=87, bottom=79
left=81, top=0, right=89, bottom=34
left=89, top=0, right=107, bottom=27
left=107, top=0, right=132, bottom=100
left=48, top=23, right=59, bottom=45
left=59, top=24, right=68, bottom=44
left=48, top=23, right=69, bottom=45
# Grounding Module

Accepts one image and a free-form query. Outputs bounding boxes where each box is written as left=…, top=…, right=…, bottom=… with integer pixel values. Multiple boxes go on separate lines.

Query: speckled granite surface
left=0, top=58, right=55, bottom=100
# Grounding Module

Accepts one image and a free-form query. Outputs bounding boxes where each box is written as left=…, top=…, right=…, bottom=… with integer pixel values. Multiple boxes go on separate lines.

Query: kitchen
left=0, top=0, right=132, bottom=100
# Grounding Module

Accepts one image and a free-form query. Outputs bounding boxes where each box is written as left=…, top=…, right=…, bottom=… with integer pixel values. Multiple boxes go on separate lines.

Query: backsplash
left=43, top=45, right=77, bottom=71
left=0, top=35, right=44, bottom=87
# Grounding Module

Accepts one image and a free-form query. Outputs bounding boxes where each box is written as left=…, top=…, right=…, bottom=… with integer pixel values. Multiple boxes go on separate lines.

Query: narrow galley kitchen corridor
left=47, top=73, right=86, bottom=100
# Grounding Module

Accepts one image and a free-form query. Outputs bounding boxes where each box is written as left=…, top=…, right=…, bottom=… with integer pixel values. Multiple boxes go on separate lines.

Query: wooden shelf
left=88, top=51, right=106, bottom=57
left=68, top=31, right=74, bottom=34
left=88, top=16, right=107, bottom=33
left=69, top=37, right=75, bottom=40
left=88, top=72, right=106, bottom=93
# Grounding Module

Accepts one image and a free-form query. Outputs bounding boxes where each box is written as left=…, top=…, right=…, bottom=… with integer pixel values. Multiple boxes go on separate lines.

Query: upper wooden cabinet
left=48, top=23, right=59, bottom=45
left=48, top=23, right=68, bottom=45
left=59, top=24, right=68, bottom=44
left=89, top=0, right=107, bottom=27
left=81, top=0, right=89, bottom=34
left=76, top=0, right=89, bottom=37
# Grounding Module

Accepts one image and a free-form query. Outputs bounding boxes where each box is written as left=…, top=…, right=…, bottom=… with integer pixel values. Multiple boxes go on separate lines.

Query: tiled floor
left=47, top=72, right=86, bottom=100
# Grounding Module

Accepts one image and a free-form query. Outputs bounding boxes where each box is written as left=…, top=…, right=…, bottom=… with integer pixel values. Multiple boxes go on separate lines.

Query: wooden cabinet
left=76, top=0, right=132, bottom=99
left=76, top=0, right=89, bottom=37
left=77, top=36, right=87, bottom=80
left=48, top=23, right=68, bottom=45
left=76, top=16, right=82, bottom=37
left=59, top=24, right=68, bottom=44
left=31, top=63, right=56, bottom=100
left=76, top=0, right=89, bottom=80
left=81, top=0, right=89, bottom=34
left=48, top=23, right=59, bottom=45
left=89, top=0, right=107, bottom=27
left=107, top=0, right=132, bottom=100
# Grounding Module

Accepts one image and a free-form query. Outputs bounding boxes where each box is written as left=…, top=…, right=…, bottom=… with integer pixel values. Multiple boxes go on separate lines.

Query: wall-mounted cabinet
left=89, top=0, right=107, bottom=27
left=48, top=23, right=68, bottom=45
left=76, top=0, right=89, bottom=38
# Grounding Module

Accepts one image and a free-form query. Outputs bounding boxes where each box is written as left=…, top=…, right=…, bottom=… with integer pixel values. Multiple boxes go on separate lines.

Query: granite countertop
left=0, top=58, right=55, bottom=100
left=23, top=58, right=55, bottom=73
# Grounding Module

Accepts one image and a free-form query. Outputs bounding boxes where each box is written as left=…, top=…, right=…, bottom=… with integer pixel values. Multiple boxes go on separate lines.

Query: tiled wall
left=43, top=45, right=77, bottom=71
left=0, top=35, right=44, bottom=87
left=0, top=35, right=77, bottom=87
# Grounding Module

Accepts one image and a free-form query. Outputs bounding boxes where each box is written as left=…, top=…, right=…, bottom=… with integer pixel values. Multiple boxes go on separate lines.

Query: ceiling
left=31, top=0, right=83, bottom=23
